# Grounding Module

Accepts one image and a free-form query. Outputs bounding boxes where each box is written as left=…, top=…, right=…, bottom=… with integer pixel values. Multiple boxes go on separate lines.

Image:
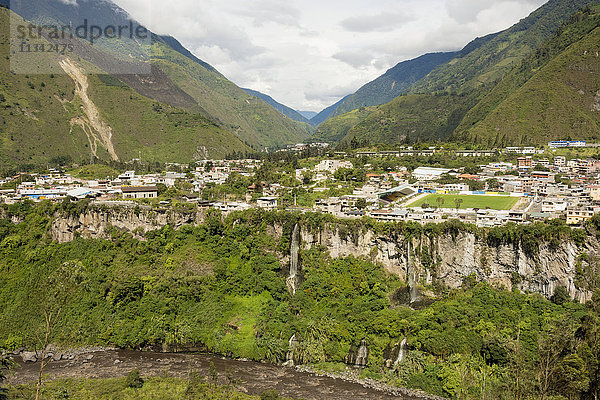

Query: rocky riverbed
left=6, top=349, right=441, bottom=400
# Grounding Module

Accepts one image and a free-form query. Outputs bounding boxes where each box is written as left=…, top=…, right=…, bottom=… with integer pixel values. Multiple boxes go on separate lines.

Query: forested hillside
left=0, top=203, right=599, bottom=399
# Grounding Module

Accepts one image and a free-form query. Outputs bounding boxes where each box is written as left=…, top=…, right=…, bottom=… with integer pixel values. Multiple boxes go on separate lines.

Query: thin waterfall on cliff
left=286, top=224, right=300, bottom=295
left=395, top=338, right=408, bottom=365
left=355, top=339, right=369, bottom=367
left=407, top=240, right=418, bottom=304
left=285, top=334, right=297, bottom=365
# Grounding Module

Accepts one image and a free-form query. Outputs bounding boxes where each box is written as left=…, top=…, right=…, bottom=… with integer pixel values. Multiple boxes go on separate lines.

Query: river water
left=10, top=350, right=422, bottom=400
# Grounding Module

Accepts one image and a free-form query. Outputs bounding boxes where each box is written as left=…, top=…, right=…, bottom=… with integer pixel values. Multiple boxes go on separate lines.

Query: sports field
left=407, top=194, right=519, bottom=210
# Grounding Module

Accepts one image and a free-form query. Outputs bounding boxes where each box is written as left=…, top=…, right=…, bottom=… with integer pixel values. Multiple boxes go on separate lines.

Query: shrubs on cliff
left=486, top=219, right=578, bottom=256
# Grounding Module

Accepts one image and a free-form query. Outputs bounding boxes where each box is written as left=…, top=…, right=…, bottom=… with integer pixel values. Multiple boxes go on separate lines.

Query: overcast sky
left=112, top=0, right=547, bottom=112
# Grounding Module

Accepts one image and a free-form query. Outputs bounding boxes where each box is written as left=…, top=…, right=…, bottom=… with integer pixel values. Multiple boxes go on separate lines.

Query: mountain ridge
left=0, top=0, right=312, bottom=167
left=315, top=0, right=600, bottom=147
left=241, top=88, right=312, bottom=124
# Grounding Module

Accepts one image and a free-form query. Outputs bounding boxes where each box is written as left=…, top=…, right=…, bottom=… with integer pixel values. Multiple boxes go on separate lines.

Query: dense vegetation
left=0, top=204, right=599, bottom=399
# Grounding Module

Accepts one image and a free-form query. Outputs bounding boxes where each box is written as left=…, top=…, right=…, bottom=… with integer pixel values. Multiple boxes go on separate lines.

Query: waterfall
left=355, top=339, right=369, bottom=367
left=284, top=334, right=297, bottom=366
left=286, top=224, right=300, bottom=295
left=407, top=241, right=418, bottom=304
left=394, top=338, right=408, bottom=366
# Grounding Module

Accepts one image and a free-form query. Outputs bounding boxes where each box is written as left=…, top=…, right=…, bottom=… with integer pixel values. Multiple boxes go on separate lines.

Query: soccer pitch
left=407, top=194, right=519, bottom=210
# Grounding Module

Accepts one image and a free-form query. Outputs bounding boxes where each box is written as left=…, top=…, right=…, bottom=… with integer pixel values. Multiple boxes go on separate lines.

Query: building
left=549, top=140, right=586, bottom=148
left=315, top=197, right=342, bottom=214
left=257, top=197, right=278, bottom=210
left=554, top=156, right=566, bottom=167
left=121, top=186, right=159, bottom=199
left=455, top=150, right=495, bottom=157
left=412, top=167, right=452, bottom=181
left=517, top=157, right=533, bottom=169
left=567, top=207, right=595, bottom=225
left=314, top=160, right=353, bottom=173
left=118, top=171, right=136, bottom=180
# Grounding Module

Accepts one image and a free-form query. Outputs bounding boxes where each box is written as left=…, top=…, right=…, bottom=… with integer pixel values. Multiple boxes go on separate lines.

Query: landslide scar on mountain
left=59, top=58, right=120, bottom=161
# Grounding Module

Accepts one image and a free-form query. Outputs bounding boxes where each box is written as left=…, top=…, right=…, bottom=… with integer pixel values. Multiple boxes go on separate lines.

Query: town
left=2, top=140, right=600, bottom=228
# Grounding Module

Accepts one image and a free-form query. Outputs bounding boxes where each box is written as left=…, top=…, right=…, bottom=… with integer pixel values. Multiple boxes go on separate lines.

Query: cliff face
left=50, top=207, right=206, bottom=242
left=47, top=207, right=596, bottom=301
left=299, top=227, right=595, bottom=303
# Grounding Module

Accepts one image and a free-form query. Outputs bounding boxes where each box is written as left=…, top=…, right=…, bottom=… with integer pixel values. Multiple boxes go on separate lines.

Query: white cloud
left=112, top=0, right=547, bottom=112
left=340, top=11, right=415, bottom=33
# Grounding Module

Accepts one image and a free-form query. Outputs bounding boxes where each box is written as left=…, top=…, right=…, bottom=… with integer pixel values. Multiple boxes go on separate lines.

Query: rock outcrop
left=50, top=206, right=206, bottom=242
left=298, top=226, right=594, bottom=303
left=45, top=207, right=596, bottom=301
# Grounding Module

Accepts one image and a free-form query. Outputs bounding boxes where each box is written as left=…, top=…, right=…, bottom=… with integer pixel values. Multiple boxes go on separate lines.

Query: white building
left=121, top=186, right=158, bottom=199
left=314, top=160, right=353, bottom=173
left=412, top=167, right=451, bottom=181
left=257, top=197, right=278, bottom=210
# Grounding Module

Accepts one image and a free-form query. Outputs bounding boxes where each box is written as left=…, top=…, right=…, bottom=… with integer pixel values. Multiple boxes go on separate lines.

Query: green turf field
left=407, top=194, right=519, bottom=210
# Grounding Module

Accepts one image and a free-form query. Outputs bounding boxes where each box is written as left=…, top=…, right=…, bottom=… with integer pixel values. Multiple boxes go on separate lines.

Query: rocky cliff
left=298, top=225, right=594, bottom=303
left=49, top=206, right=206, bottom=242
left=47, top=207, right=596, bottom=302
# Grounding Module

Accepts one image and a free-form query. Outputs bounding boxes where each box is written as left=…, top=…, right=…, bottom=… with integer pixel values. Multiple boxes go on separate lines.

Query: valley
left=2, top=0, right=600, bottom=399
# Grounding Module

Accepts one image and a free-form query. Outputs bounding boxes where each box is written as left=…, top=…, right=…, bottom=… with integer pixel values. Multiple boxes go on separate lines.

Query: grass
left=407, top=194, right=519, bottom=210
left=68, top=164, right=121, bottom=180
left=7, top=376, right=260, bottom=400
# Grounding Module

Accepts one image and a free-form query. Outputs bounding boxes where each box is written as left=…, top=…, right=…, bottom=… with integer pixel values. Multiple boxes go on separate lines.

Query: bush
left=260, top=390, right=280, bottom=400
left=125, top=369, right=144, bottom=389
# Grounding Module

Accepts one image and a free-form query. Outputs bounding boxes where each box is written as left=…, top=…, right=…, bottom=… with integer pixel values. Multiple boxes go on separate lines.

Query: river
left=9, top=350, right=426, bottom=400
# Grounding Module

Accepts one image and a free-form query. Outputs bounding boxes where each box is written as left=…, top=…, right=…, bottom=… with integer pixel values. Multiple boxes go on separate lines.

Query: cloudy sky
left=112, top=0, right=547, bottom=112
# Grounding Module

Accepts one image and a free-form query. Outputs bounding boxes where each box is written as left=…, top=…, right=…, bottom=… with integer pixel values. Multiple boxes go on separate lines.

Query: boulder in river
left=20, top=351, right=37, bottom=363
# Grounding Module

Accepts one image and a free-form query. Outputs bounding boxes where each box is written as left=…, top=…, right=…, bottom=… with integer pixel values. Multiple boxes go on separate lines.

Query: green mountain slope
left=150, top=43, right=311, bottom=148
left=410, top=0, right=600, bottom=94
left=456, top=8, right=600, bottom=146
left=331, top=94, right=476, bottom=147
left=312, top=106, right=375, bottom=143
left=330, top=52, right=458, bottom=118
left=242, top=88, right=311, bottom=124
left=0, top=8, right=250, bottom=167
left=309, top=96, right=349, bottom=126
left=317, top=0, right=600, bottom=146
left=0, top=0, right=310, bottom=168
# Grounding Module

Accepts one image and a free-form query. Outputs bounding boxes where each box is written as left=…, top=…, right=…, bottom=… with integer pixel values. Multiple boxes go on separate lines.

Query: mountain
left=241, top=88, right=311, bottom=124
left=329, top=52, right=459, bottom=118
left=312, top=33, right=499, bottom=126
left=0, top=0, right=310, bottom=168
left=0, top=7, right=251, bottom=167
left=454, top=7, right=600, bottom=146
left=298, top=111, right=317, bottom=120
left=309, top=96, right=349, bottom=126
left=316, top=0, right=600, bottom=146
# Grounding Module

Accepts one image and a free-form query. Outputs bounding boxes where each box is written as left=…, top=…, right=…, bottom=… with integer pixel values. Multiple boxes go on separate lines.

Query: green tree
left=355, top=198, right=367, bottom=210
left=551, top=286, right=570, bottom=305
left=0, top=355, right=13, bottom=400
left=260, top=390, right=280, bottom=400
left=556, top=354, right=589, bottom=399
left=34, top=261, right=87, bottom=400
left=436, top=197, right=445, bottom=209
left=209, top=361, right=218, bottom=385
